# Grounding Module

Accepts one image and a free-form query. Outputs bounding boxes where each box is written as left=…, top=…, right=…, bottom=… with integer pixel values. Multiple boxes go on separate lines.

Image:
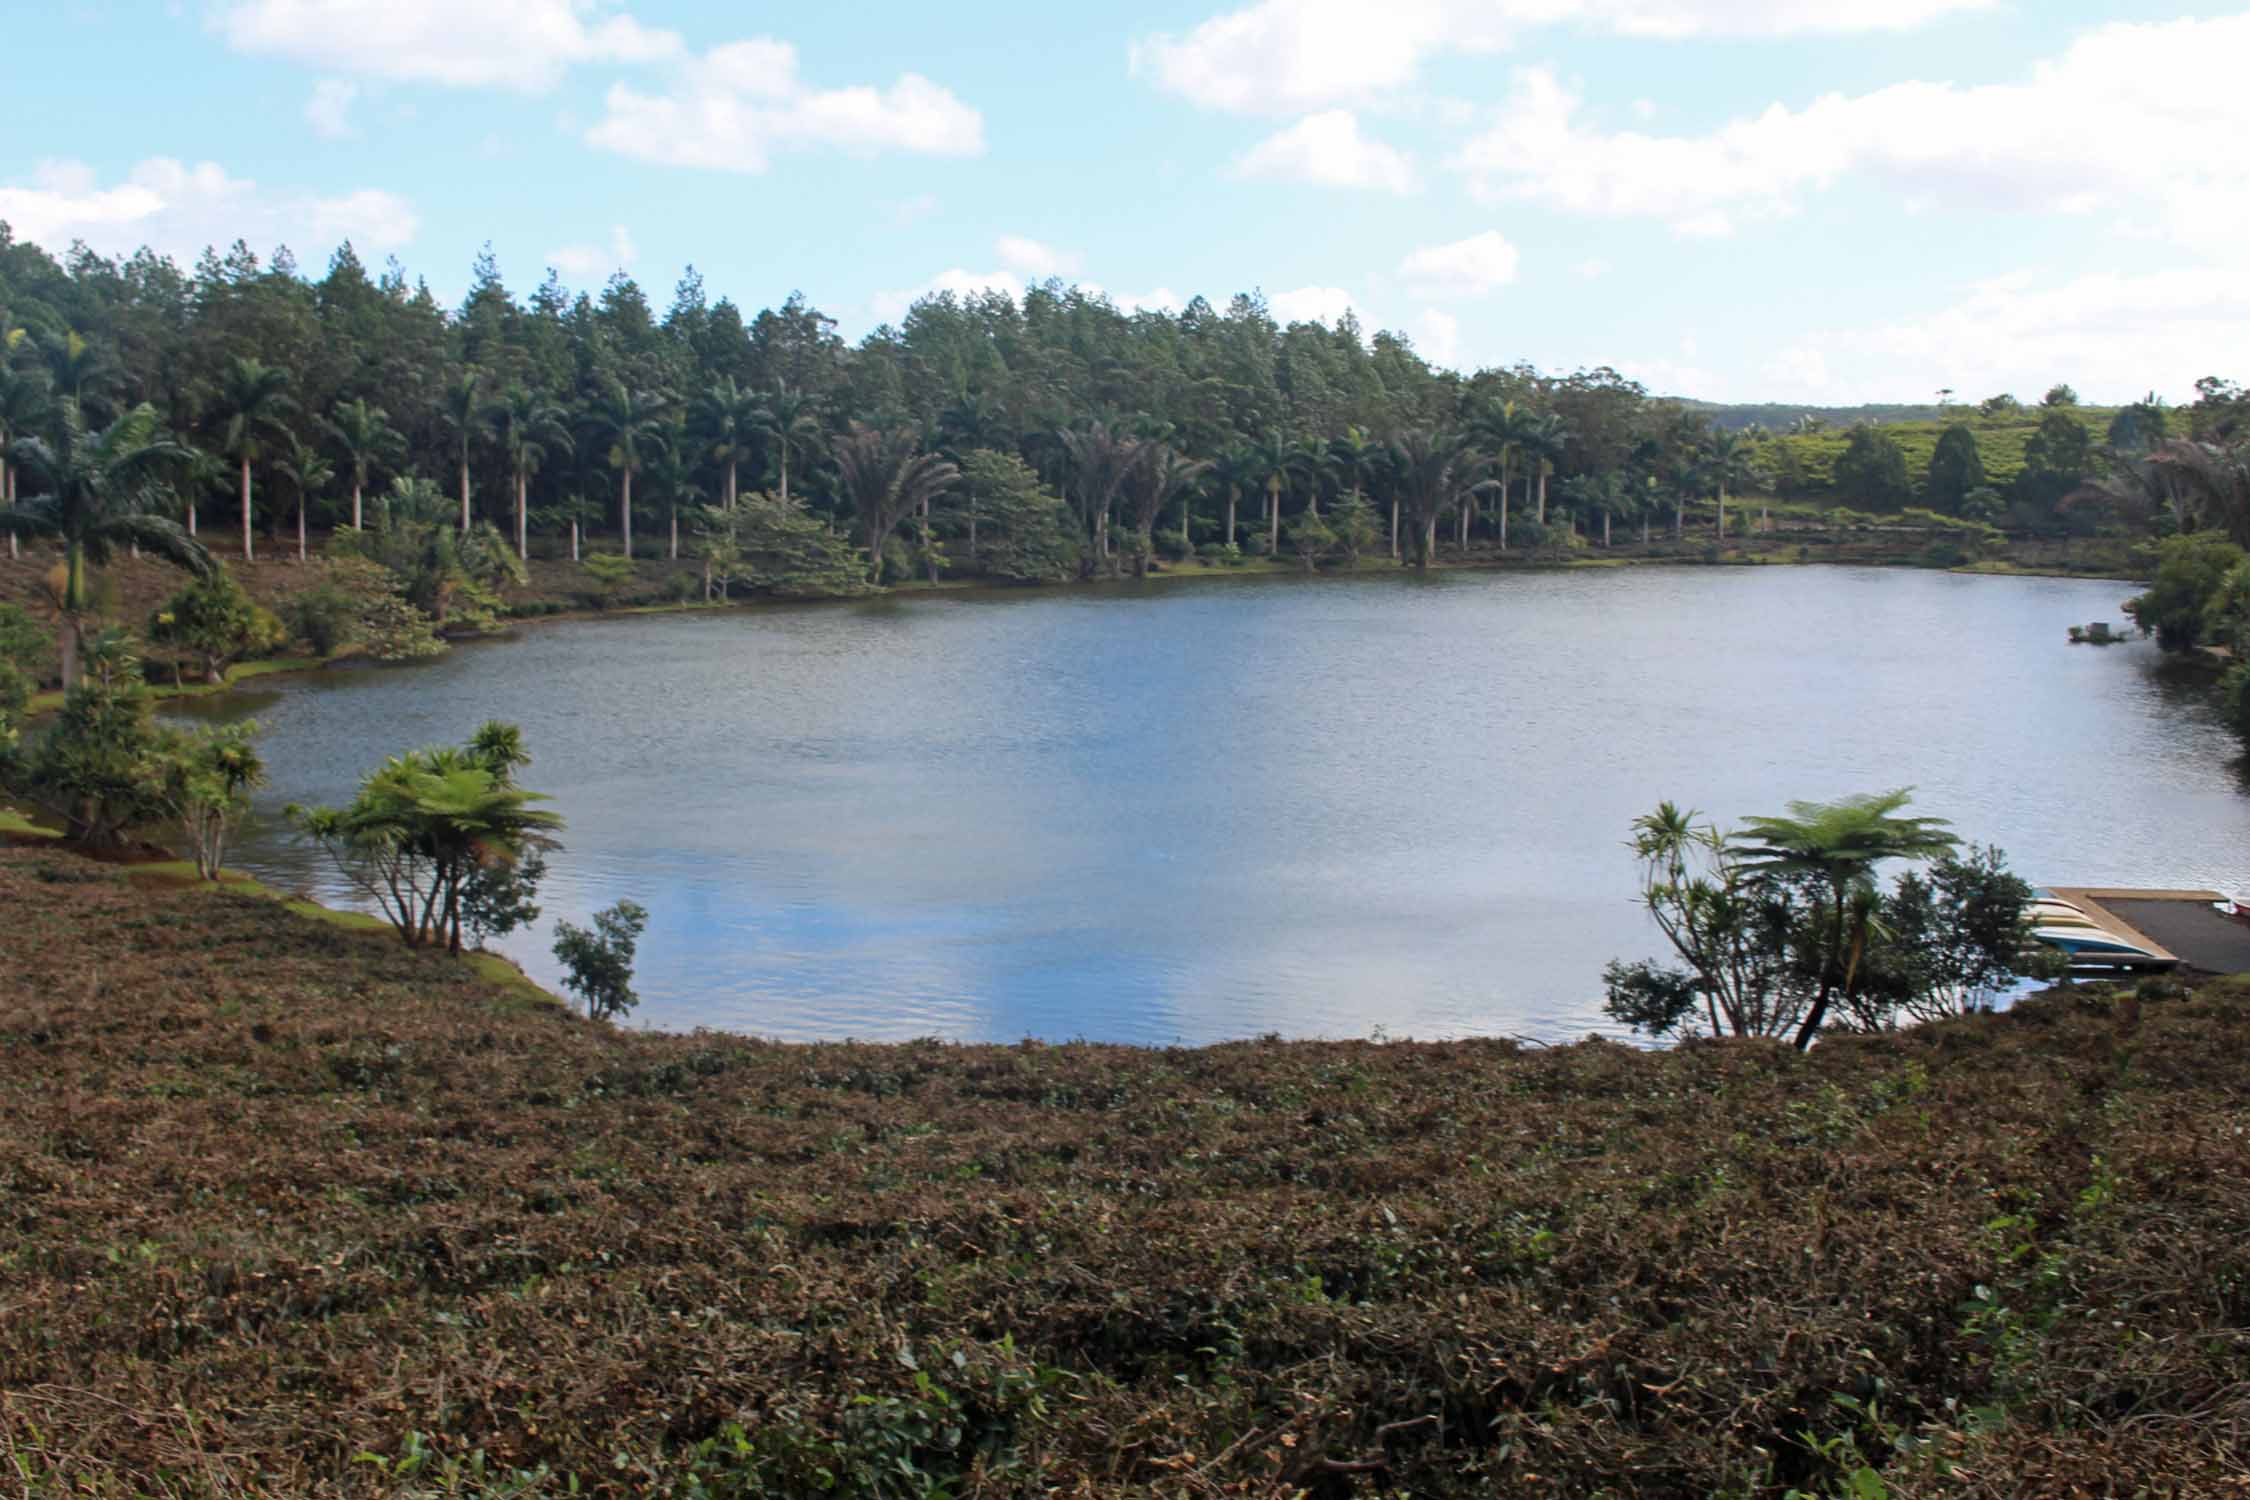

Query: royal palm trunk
left=240, top=457, right=254, bottom=562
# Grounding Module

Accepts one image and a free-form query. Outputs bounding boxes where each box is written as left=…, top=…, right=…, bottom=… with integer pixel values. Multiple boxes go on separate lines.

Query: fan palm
left=834, top=424, right=960, bottom=584
left=2147, top=439, right=2250, bottom=548
left=1390, top=429, right=1491, bottom=571
left=212, top=356, right=295, bottom=562
left=586, top=381, right=670, bottom=560
left=495, top=388, right=573, bottom=560
left=1731, top=789, right=1958, bottom=1049
left=1123, top=444, right=1205, bottom=577
left=0, top=400, right=213, bottom=683
left=323, top=397, right=404, bottom=531
left=1056, top=420, right=1144, bottom=571
left=757, top=380, right=824, bottom=508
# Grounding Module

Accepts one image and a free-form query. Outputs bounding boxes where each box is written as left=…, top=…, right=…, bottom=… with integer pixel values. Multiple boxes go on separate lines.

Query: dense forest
left=4, top=227, right=2241, bottom=583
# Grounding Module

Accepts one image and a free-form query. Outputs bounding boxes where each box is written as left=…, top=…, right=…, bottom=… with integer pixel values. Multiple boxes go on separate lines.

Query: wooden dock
left=2044, top=888, right=2234, bottom=972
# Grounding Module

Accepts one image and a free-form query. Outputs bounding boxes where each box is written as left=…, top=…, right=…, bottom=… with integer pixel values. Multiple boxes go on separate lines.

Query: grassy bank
left=1, top=845, right=2244, bottom=1496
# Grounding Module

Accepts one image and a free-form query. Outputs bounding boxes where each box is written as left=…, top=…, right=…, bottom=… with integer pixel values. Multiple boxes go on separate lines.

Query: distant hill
left=1675, top=400, right=1953, bottom=432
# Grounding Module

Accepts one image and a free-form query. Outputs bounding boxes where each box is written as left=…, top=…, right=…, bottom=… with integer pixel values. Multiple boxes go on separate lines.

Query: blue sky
left=6, top=1, right=2246, bottom=404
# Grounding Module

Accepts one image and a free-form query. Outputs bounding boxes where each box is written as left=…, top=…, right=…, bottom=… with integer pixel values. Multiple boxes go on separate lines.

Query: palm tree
left=1732, top=789, right=1958, bottom=1050
left=39, top=330, right=115, bottom=418
left=587, top=381, right=669, bottom=560
left=834, top=424, right=960, bottom=584
left=1707, top=429, right=1755, bottom=540
left=1328, top=425, right=1383, bottom=552
left=0, top=400, right=213, bottom=683
left=440, top=368, right=491, bottom=533
left=647, top=419, right=707, bottom=562
left=1057, top=420, right=1144, bottom=573
left=1213, top=443, right=1258, bottom=550
left=275, top=435, right=335, bottom=563
left=323, top=397, right=404, bottom=531
left=1520, top=413, right=1570, bottom=525
left=495, top=388, right=573, bottom=560
left=757, top=381, right=824, bottom=508
left=2147, top=439, right=2250, bottom=548
left=1123, top=444, right=1205, bottom=577
left=1390, top=429, right=1490, bottom=570
left=1562, top=471, right=1631, bottom=548
left=1247, top=428, right=1316, bottom=557
left=694, top=376, right=763, bottom=512
left=1469, top=400, right=1533, bottom=549
left=212, top=356, right=295, bottom=563
left=0, top=364, right=50, bottom=560
left=537, top=491, right=604, bottom=563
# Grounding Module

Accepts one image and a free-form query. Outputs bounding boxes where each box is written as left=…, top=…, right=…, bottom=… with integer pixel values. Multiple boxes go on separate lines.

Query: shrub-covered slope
left=1, top=847, right=2244, bottom=1496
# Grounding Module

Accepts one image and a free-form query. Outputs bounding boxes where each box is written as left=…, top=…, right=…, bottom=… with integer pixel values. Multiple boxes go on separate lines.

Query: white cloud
left=1572, top=257, right=1612, bottom=280
left=1414, top=308, right=1462, bottom=368
left=1236, top=110, right=1417, bottom=193
left=1132, top=0, right=1993, bottom=114
left=1857, top=267, right=2250, bottom=405
left=1267, top=284, right=1358, bottom=326
left=587, top=39, right=984, bottom=172
left=996, top=234, right=1080, bottom=277
left=1398, top=230, right=1519, bottom=297
left=1121, top=287, right=1184, bottom=313
left=305, top=77, right=358, bottom=138
left=303, top=187, right=420, bottom=248
left=1454, top=16, right=2250, bottom=258
left=547, top=224, right=638, bottom=279
left=870, top=267, right=1027, bottom=325
left=213, top=0, right=682, bottom=92
left=0, top=157, right=417, bottom=264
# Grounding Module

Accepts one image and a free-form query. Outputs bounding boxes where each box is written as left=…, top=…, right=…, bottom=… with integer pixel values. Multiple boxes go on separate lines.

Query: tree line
left=11, top=226, right=2231, bottom=600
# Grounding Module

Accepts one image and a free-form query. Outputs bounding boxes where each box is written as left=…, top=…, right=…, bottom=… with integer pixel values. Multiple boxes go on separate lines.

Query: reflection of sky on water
left=173, top=567, right=2250, bottom=1045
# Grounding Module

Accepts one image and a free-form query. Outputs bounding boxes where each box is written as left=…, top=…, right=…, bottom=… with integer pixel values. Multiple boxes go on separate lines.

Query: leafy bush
left=578, top=552, right=636, bottom=609
left=148, top=568, right=287, bottom=684
left=285, top=582, right=357, bottom=656
left=2124, top=532, right=2244, bottom=648
left=553, top=900, right=649, bottom=1022
left=16, top=633, right=186, bottom=849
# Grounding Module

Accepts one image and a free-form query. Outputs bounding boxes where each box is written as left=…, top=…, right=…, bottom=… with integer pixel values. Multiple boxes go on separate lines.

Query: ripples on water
left=175, top=566, right=2250, bottom=1045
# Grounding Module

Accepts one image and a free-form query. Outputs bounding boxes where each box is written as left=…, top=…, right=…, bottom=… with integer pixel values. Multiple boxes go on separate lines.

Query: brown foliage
left=1, top=847, right=2245, bottom=1495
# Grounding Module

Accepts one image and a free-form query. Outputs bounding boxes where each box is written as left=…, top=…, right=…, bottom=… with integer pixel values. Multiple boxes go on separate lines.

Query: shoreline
left=15, top=536, right=2142, bottom=718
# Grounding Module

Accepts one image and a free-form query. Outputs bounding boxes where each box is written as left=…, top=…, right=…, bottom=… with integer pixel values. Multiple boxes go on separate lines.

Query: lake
left=176, top=565, right=2250, bottom=1045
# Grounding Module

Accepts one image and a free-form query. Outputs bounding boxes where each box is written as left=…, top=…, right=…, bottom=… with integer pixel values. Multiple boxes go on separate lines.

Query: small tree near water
left=1604, top=795, right=2042, bottom=1047
left=553, top=900, right=649, bottom=1022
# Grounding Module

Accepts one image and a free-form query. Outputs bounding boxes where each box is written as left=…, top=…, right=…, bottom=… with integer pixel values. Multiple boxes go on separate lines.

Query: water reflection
left=175, top=567, right=2250, bottom=1045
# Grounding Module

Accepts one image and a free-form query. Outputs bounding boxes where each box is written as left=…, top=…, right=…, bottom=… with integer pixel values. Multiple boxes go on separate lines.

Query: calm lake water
left=176, top=566, right=2250, bottom=1045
